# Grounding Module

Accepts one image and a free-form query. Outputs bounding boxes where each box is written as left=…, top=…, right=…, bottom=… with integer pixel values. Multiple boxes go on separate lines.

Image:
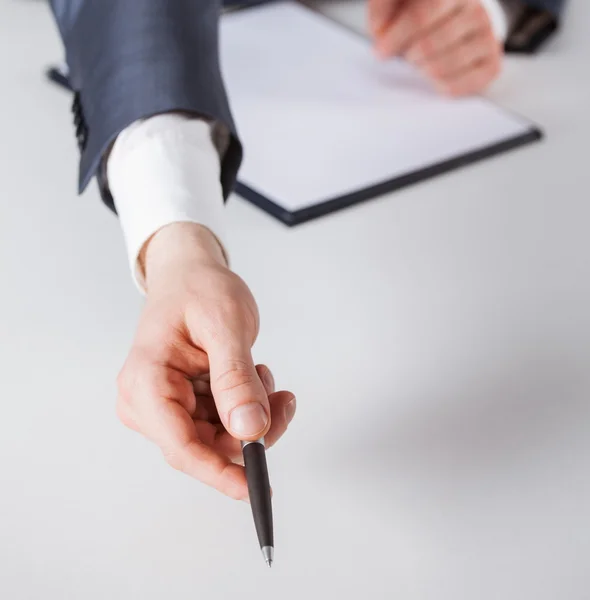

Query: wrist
left=141, top=222, right=228, bottom=291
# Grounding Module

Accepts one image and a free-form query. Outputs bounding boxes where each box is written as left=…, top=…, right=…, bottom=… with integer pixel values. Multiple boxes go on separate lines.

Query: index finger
left=156, top=399, right=248, bottom=500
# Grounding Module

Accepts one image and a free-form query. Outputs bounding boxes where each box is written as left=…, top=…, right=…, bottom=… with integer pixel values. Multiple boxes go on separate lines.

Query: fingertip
left=268, top=390, right=295, bottom=408
left=220, top=462, right=250, bottom=501
left=255, top=364, right=275, bottom=395
left=260, top=391, right=296, bottom=449
left=209, top=353, right=272, bottom=438
left=285, top=395, right=297, bottom=424
left=228, top=401, right=270, bottom=440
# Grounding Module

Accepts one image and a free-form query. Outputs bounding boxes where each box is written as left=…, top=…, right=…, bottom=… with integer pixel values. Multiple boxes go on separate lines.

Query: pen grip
left=242, top=442, right=274, bottom=550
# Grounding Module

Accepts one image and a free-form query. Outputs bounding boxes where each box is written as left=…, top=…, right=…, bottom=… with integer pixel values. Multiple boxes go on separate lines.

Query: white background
left=1, top=1, right=589, bottom=599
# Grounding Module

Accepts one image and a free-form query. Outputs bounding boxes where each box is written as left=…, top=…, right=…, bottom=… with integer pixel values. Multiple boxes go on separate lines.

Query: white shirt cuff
left=106, top=113, right=226, bottom=293
left=480, top=0, right=510, bottom=41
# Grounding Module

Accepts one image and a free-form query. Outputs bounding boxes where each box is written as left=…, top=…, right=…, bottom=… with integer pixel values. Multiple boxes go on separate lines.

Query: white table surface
left=1, top=1, right=589, bottom=599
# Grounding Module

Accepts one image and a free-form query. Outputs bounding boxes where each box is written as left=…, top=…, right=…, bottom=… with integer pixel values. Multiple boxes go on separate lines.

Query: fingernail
left=285, top=396, right=296, bottom=424
left=229, top=402, right=268, bottom=437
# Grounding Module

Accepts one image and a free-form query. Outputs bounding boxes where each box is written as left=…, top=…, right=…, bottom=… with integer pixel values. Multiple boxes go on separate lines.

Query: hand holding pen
left=115, top=224, right=296, bottom=562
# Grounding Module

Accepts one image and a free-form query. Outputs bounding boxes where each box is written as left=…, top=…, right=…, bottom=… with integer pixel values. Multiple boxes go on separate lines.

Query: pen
left=241, top=438, right=274, bottom=567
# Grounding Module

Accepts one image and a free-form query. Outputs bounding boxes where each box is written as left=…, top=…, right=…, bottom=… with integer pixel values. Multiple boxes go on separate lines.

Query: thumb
left=208, top=343, right=271, bottom=441
left=368, top=0, right=401, bottom=36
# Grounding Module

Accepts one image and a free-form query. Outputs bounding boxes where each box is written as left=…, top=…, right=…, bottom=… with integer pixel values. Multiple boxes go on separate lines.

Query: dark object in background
left=506, top=6, right=560, bottom=53
left=46, top=65, right=70, bottom=90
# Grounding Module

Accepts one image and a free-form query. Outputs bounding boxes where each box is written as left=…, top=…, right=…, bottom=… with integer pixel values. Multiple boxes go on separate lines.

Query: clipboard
left=221, top=1, right=542, bottom=226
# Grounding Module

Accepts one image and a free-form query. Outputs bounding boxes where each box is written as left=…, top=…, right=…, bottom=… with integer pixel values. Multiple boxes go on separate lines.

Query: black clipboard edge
left=234, top=182, right=299, bottom=225
left=235, top=127, right=543, bottom=227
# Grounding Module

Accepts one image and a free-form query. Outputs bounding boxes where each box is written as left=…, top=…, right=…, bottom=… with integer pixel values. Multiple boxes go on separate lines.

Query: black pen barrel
left=242, top=440, right=274, bottom=557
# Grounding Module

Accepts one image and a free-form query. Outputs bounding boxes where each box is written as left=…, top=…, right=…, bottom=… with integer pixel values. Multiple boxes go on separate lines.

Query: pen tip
left=261, top=546, right=274, bottom=568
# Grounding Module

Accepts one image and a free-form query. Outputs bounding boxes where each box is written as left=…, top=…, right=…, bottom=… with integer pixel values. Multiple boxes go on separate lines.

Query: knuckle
left=115, top=398, right=136, bottom=430
left=413, top=5, right=430, bottom=28
left=406, top=43, right=422, bottom=63
left=434, top=0, right=451, bottom=16
left=164, top=449, right=185, bottom=473
left=215, top=360, right=255, bottom=392
left=481, top=56, right=500, bottom=82
left=163, top=438, right=194, bottom=473
left=433, top=26, right=451, bottom=49
left=417, top=38, right=431, bottom=57
left=218, top=292, right=243, bottom=315
left=426, top=56, right=447, bottom=79
left=472, top=1, right=487, bottom=19
left=199, top=296, right=259, bottom=347
left=473, top=75, right=488, bottom=92
left=217, top=463, right=246, bottom=500
left=490, top=59, right=502, bottom=78
left=116, top=367, right=135, bottom=409
left=425, top=61, right=441, bottom=80
left=145, top=366, right=175, bottom=393
left=485, top=27, right=499, bottom=45
left=116, top=355, right=178, bottom=408
left=144, top=364, right=184, bottom=400
left=116, top=366, right=131, bottom=397
left=116, top=350, right=148, bottom=397
left=115, top=368, right=139, bottom=430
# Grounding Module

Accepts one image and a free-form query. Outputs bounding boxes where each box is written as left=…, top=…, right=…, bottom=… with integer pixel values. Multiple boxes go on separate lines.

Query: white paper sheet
left=220, top=1, right=537, bottom=213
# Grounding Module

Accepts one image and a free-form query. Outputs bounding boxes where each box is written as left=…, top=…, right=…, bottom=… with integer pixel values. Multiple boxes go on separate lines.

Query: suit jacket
left=527, top=0, right=564, bottom=13
left=49, top=0, right=243, bottom=212
left=49, top=0, right=566, bottom=210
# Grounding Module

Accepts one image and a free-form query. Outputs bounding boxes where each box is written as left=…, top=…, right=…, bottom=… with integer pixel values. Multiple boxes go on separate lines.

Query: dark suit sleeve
left=505, top=0, right=567, bottom=53
left=49, top=0, right=242, bottom=212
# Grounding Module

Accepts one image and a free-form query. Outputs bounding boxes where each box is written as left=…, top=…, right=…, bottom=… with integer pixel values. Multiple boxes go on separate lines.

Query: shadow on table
left=320, top=346, right=590, bottom=498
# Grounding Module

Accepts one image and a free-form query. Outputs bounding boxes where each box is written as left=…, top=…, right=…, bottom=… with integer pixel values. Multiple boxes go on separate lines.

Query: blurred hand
left=369, top=0, right=503, bottom=96
left=116, top=223, right=296, bottom=500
